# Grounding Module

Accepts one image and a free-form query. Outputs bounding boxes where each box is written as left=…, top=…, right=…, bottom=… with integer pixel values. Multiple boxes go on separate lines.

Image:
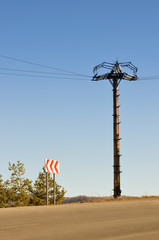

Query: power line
left=0, top=68, right=159, bottom=82
left=0, top=54, right=92, bottom=78
left=138, top=76, right=159, bottom=81
left=1, top=54, right=159, bottom=81
left=1, top=69, right=159, bottom=82
left=0, top=72, right=90, bottom=81
left=0, top=67, right=91, bottom=77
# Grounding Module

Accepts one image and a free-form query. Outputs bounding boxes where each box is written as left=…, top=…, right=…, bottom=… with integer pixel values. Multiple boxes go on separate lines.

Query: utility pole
left=92, top=61, right=138, bottom=198
left=113, top=79, right=121, bottom=197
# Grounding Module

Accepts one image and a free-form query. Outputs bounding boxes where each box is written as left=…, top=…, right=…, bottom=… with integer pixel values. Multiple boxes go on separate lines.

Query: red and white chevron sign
left=45, top=159, right=60, bottom=174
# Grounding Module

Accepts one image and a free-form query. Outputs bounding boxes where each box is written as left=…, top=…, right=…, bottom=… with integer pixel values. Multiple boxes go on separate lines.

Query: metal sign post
left=53, top=173, right=56, bottom=205
left=46, top=172, right=48, bottom=206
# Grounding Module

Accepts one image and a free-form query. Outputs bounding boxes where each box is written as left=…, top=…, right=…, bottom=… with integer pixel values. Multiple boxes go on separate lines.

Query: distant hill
left=62, top=195, right=159, bottom=204
left=62, top=195, right=113, bottom=204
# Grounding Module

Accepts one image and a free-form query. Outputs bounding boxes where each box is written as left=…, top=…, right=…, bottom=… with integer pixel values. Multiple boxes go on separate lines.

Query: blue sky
left=0, top=0, right=159, bottom=197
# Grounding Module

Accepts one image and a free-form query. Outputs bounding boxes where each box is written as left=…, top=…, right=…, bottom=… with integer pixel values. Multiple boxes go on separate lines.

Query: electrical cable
left=1, top=54, right=159, bottom=81
left=0, top=72, right=91, bottom=81
left=1, top=70, right=159, bottom=82
left=0, top=67, right=91, bottom=77
left=138, top=76, right=159, bottom=81
left=0, top=54, right=92, bottom=78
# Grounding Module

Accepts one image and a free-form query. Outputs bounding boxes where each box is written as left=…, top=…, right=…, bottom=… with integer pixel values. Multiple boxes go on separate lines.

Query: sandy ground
left=0, top=198, right=159, bottom=240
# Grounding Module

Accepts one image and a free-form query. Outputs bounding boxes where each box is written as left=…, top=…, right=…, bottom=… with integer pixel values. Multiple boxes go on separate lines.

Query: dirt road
left=0, top=198, right=159, bottom=240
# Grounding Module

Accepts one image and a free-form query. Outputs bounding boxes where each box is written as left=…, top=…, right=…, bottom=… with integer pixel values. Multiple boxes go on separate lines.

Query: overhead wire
left=0, top=67, right=91, bottom=77
left=138, top=76, right=159, bottom=81
left=0, top=69, right=159, bottom=82
left=0, top=72, right=91, bottom=81
left=0, top=54, right=92, bottom=78
left=1, top=54, right=159, bottom=82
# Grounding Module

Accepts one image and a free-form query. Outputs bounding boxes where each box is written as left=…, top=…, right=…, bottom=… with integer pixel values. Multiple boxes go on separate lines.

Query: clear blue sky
left=0, top=0, right=159, bottom=197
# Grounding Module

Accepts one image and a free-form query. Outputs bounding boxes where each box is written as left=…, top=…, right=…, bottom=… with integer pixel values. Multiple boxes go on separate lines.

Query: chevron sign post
left=45, top=159, right=60, bottom=206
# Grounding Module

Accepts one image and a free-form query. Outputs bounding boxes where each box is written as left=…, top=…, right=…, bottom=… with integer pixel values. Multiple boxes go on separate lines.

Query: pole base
left=113, top=187, right=121, bottom=198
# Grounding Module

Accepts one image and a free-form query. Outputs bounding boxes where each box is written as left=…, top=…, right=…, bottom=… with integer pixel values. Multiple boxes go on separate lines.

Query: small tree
left=8, top=161, right=33, bottom=206
left=33, top=167, right=66, bottom=205
left=0, top=175, right=7, bottom=208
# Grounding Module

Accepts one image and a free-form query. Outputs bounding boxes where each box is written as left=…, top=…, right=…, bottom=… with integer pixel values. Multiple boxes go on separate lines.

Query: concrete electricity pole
left=92, top=61, right=138, bottom=198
